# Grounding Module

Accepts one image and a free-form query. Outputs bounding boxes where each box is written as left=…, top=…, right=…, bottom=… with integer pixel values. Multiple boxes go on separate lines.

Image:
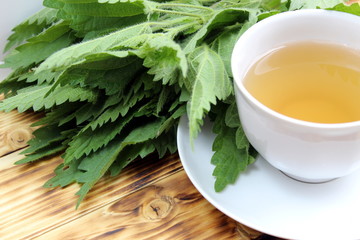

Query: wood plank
left=0, top=152, right=183, bottom=240
left=0, top=107, right=271, bottom=239
left=0, top=150, right=271, bottom=240
left=36, top=170, right=264, bottom=240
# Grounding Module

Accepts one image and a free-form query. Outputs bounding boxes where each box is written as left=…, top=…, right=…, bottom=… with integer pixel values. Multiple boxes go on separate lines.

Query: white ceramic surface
left=231, top=10, right=360, bottom=182
left=0, top=0, right=43, bottom=80
left=177, top=116, right=360, bottom=240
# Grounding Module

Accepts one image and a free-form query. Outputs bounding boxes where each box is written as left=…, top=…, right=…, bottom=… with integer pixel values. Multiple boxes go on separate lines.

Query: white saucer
left=177, top=116, right=360, bottom=240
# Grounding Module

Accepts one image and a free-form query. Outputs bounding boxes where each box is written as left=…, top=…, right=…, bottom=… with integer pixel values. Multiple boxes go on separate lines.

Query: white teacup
left=232, top=9, right=360, bottom=183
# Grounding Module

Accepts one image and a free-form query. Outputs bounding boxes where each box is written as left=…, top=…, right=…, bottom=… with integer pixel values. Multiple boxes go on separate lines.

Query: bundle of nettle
left=0, top=0, right=356, bottom=206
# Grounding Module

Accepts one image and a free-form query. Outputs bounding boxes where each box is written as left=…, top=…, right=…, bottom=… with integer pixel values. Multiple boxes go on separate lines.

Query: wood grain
left=0, top=107, right=276, bottom=240
left=0, top=153, right=180, bottom=239
left=0, top=151, right=271, bottom=240
left=0, top=110, right=41, bottom=157
left=36, top=170, right=264, bottom=240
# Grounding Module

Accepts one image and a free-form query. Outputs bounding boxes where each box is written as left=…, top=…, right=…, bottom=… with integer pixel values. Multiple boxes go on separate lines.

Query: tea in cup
left=232, top=9, right=360, bottom=182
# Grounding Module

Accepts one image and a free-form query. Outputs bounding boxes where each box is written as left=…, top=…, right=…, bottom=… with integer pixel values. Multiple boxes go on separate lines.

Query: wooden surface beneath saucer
left=0, top=109, right=283, bottom=239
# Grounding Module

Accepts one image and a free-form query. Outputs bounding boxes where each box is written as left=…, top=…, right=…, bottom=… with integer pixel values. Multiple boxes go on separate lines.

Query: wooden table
left=0, top=109, right=280, bottom=239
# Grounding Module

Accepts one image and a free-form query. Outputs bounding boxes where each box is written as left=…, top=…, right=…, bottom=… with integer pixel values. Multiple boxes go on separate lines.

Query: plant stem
left=158, top=3, right=214, bottom=12
left=152, top=8, right=204, bottom=19
left=166, top=22, right=198, bottom=39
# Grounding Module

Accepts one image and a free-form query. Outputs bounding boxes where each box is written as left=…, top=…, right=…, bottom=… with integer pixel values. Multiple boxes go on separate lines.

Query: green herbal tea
left=243, top=41, right=360, bottom=124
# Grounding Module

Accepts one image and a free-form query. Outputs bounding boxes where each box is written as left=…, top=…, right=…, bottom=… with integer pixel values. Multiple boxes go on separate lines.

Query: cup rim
left=232, top=9, right=360, bottom=130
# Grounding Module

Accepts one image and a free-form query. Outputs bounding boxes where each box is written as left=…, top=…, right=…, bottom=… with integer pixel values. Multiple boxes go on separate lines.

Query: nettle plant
left=0, top=0, right=355, bottom=207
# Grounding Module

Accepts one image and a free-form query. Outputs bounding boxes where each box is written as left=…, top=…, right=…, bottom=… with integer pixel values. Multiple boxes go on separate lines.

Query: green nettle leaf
left=2, top=21, right=74, bottom=70
left=0, top=85, right=51, bottom=112
left=224, top=100, right=250, bottom=150
left=68, top=14, right=147, bottom=39
left=88, top=14, right=147, bottom=40
left=55, top=0, right=147, bottom=19
left=109, top=142, right=155, bottom=176
left=43, top=85, right=98, bottom=108
left=27, top=21, right=70, bottom=43
left=4, top=8, right=59, bottom=52
left=329, top=2, right=360, bottom=16
left=236, top=126, right=249, bottom=150
left=211, top=28, right=240, bottom=77
left=211, top=15, right=257, bottom=77
left=72, top=101, right=106, bottom=125
left=156, top=87, right=171, bottom=114
left=2, top=35, right=74, bottom=70
left=43, top=0, right=65, bottom=9
left=19, top=69, right=62, bottom=84
left=35, top=23, right=152, bottom=72
left=108, top=124, right=177, bottom=178
left=211, top=103, right=253, bottom=192
left=32, top=103, right=80, bottom=127
left=153, top=127, right=178, bottom=157
left=73, top=137, right=123, bottom=207
left=86, top=93, right=144, bottom=130
left=74, top=118, right=164, bottom=207
left=57, top=50, right=141, bottom=91
left=224, top=101, right=240, bottom=128
left=63, top=119, right=127, bottom=163
left=289, top=0, right=342, bottom=10
left=0, top=84, right=98, bottom=113
left=80, top=74, right=150, bottom=131
left=158, top=104, right=186, bottom=135
left=136, top=35, right=188, bottom=84
left=43, top=158, right=83, bottom=189
left=81, top=56, right=144, bottom=95
left=186, top=45, right=232, bottom=141
left=258, top=0, right=289, bottom=11
left=183, top=8, right=250, bottom=54
left=215, top=0, right=262, bottom=9
left=57, top=0, right=98, bottom=3
left=0, top=81, right=31, bottom=98
left=15, top=144, right=67, bottom=165
left=57, top=61, right=141, bottom=96
left=21, top=125, right=67, bottom=155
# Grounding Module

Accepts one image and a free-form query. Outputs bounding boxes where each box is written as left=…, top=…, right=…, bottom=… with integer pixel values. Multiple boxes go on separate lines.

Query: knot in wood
left=7, top=128, right=32, bottom=148
left=143, top=196, right=173, bottom=221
